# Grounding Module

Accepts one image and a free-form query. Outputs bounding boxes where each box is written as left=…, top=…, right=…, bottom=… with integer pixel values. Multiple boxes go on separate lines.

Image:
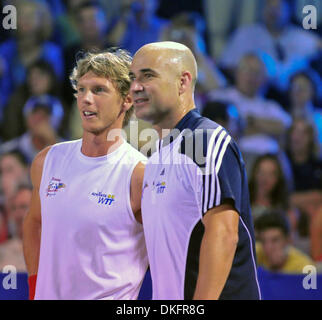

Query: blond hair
left=70, top=49, right=134, bottom=126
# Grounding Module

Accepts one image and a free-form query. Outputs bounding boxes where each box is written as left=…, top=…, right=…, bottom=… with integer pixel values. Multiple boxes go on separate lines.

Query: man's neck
left=156, top=104, right=196, bottom=139
left=81, top=129, right=124, bottom=157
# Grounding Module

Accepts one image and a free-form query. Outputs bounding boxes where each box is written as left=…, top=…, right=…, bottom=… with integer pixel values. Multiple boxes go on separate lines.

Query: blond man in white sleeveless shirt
left=23, top=49, right=148, bottom=300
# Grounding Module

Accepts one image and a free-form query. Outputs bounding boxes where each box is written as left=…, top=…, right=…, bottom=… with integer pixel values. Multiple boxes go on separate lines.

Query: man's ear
left=122, top=94, right=133, bottom=112
left=179, top=71, right=193, bottom=95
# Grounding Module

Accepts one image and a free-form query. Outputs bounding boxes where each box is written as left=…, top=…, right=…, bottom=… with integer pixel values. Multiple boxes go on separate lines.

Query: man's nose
left=130, top=80, right=144, bottom=93
left=82, top=89, right=94, bottom=104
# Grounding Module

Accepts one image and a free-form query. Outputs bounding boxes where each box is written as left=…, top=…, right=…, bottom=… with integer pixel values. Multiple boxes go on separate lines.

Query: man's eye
left=77, top=87, right=85, bottom=93
left=144, top=73, right=153, bottom=78
left=94, top=87, right=104, bottom=93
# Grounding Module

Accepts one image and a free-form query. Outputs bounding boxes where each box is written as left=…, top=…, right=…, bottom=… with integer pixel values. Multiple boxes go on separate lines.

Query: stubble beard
left=136, top=103, right=170, bottom=126
left=83, top=121, right=112, bottom=137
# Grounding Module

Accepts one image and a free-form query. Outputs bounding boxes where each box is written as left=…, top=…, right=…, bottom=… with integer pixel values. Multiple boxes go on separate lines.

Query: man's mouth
left=83, top=111, right=98, bottom=119
left=134, top=98, right=149, bottom=106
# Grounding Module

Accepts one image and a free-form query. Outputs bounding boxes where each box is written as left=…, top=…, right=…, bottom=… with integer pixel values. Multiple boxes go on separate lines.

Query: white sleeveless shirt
left=35, top=139, right=148, bottom=300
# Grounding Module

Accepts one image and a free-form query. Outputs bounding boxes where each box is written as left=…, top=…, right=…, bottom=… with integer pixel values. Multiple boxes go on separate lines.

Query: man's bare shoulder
left=30, top=146, right=52, bottom=187
left=130, top=160, right=146, bottom=194
left=132, top=161, right=146, bottom=182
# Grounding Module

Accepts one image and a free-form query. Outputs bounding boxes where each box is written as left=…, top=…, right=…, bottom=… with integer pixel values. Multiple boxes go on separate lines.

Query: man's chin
left=134, top=109, right=153, bottom=122
left=83, top=124, right=107, bottom=136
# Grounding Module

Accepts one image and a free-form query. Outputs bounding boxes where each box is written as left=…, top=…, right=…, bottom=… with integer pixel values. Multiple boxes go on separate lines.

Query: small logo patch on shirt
left=46, top=177, right=66, bottom=196
left=156, top=181, right=166, bottom=194
left=142, top=182, right=148, bottom=199
left=91, top=192, right=115, bottom=205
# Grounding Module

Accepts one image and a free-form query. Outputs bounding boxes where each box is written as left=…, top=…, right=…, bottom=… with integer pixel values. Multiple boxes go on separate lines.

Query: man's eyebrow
left=76, top=80, right=108, bottom=88
left=129, top=68, right=159, bottom=77
left=140, top=68, right=158, bottom=74
left=140, top=68, right=159, bottom=75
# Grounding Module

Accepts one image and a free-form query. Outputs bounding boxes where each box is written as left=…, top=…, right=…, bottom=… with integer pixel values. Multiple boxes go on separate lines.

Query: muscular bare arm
left=193, top=202, right=239, bottom=300
left=130, top=161, right=145, bottom=224
left=23, top=146, right=51, bottom=275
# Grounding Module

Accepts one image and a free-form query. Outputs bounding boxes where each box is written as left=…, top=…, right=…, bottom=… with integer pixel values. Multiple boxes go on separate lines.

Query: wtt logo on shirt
left=91, top=192, right=115, bottom=205
left=156, top=181, right=166, bottom=194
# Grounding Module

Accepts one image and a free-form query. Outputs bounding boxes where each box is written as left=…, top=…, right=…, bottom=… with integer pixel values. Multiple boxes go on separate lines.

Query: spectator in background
left=219, top=0, right=321, bottom=89
left=310, top=205, right=322, bottom=264
left=310, top=50, right=322, bottom=82
left=204, top=0, right=263, bottom=62
left=286, top=118, right=322, bottom=192
left=0, top=0, right=64, bottom=113
left=255, top=210, right=314, bottom=273
left=287, top=70, right=322, bottom=152
left=0, top=95, right=64, bottom=164
left=0, top=205, right=8, bottom=245
left=286, top=119, right=322, bottom=255
left=249, top=154, right=290, bottom=220
left=63, top=1, right=111, bottom=74
left=160, top=12, right=226, bottom=108
left=107, top=0, right=168, bottom=55
left=208, top=53, right=291, bottom=172
left=0, top=57, right=10, bottom=126
left=63, top=0, right=111, bottom=107
left=286, top=119, right=322, bottom=214
left=201, top=100, right=241, bottom=142
left=0, top=151, right=30, bottom=229
left=56, top=0, right=121, bottom=48
left=1, top=60, right=66, bottom=142
left=50, top=0, right=84, bottom=47
left=0, top=184, right=32, bottom=272
left=248, top=154, right=298, bottom=240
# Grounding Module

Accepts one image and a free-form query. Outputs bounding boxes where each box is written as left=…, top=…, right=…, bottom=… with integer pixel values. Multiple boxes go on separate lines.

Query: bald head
left=129, top=41, right=198, bottom=128
left=134, top=41, right=198, bottom=88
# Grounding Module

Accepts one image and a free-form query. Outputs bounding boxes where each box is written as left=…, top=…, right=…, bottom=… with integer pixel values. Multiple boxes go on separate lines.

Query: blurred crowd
left=0, top=0, right=322, bottom=276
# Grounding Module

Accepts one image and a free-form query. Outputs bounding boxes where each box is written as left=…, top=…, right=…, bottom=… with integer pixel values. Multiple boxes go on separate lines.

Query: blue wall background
left=1, top=268, right=321, bottom=300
